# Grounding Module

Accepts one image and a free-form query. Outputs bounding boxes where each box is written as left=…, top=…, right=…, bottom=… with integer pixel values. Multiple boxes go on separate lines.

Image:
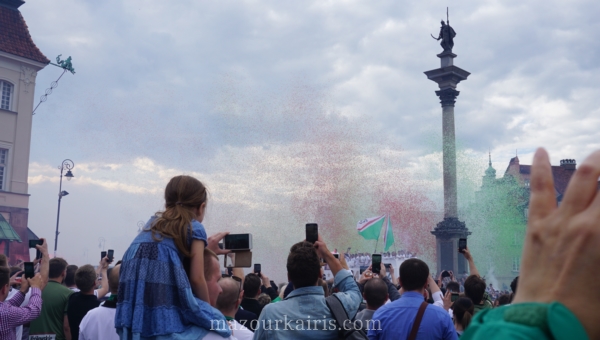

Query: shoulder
left=191, top=220, right=208, bottom=241
left=426, top=304, right=453, bottom=321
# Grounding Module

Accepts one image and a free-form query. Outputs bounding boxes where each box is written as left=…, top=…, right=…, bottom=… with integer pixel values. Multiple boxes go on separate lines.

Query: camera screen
left=458, top=238, right=467, bottom=250
left=305, top=224, right=318, bottom=243
left=224, top=234, right=250, bottom=250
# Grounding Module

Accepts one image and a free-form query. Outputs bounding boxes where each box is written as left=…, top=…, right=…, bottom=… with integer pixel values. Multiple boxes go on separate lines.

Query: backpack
left=325, top=295, right=369, bottom=340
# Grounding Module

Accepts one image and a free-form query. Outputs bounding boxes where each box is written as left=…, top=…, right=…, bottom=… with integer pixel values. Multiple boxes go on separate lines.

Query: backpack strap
left=326, top=295, right=350, bottom=329
left=407, top=301, right=428, bottom=340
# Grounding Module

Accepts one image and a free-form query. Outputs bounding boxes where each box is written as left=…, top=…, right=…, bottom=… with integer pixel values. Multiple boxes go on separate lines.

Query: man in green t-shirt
left=29, top=258, right=73, bottom=340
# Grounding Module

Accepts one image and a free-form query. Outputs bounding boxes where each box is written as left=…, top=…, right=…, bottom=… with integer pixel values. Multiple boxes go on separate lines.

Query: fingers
left=560, top=150, right=600, bottom=216
left=528, top=148, right=557, bottom=222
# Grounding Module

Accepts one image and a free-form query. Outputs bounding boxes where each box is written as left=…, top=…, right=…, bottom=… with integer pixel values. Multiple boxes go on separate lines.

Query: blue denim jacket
left=253, top=269, right=361, bottom=340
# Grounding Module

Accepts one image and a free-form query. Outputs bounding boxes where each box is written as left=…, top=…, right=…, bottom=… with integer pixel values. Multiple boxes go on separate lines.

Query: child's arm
left=190, top=239, right=210, bottom=303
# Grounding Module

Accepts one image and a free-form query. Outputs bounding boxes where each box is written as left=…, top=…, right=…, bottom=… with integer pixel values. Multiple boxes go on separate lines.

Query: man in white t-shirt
left=79, top=264, right=120, bottom=340
left=215, top=277, right=253, bottom=340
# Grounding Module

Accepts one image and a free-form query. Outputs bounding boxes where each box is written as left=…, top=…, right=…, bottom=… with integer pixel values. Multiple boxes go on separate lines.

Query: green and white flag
left=357, top=215, right=385, bottom=240
left=383, top=215, right=395, bottom=251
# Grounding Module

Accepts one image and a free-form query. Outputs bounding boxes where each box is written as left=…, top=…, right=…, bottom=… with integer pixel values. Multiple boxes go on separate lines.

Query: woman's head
left=452, top=297, right=474, bottom=331
left=151, top=176, right=208, bottom=257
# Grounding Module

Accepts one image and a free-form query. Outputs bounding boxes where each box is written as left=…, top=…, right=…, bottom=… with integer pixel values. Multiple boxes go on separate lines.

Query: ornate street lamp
left=137, top=220, right=145, bottom=233
left=54, top=159, right=74, bottom=256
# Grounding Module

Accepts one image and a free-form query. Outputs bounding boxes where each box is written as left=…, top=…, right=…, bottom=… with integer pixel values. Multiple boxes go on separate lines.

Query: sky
left=17, top=0, right=600, bottom=281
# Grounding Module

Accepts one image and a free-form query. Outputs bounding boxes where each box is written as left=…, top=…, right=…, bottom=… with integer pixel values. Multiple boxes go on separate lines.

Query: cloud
left=16, top=0, right=600, bottom=280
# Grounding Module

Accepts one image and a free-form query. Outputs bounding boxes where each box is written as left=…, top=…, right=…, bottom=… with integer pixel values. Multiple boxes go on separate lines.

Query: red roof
left=0, top=1, right=49, bottom=64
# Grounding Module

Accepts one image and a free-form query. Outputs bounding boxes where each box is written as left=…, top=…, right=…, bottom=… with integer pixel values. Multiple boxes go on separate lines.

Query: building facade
left=468, top=154, right=582, bottom=289
left=0, top=0, right=49, bottom=262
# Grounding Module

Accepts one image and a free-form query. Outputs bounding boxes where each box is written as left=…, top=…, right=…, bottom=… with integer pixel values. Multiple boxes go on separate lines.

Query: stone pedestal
left=424, top=52, right=471, bottom=274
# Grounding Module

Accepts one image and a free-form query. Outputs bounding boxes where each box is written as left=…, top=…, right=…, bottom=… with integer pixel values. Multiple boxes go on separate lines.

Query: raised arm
left=36, top=238, right=50, bottom=288
left=95, top=257, right=110, bottom=298
left=461, top=247, right=480, bottom=278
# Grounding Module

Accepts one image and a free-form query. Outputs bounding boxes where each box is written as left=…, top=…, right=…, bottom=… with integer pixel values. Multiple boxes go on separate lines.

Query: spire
left=489, top=149, right=492, bottom=167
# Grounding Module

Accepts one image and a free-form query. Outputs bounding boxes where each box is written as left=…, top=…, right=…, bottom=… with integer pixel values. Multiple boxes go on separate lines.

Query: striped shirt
left=0, top=288, right=42, bottom=340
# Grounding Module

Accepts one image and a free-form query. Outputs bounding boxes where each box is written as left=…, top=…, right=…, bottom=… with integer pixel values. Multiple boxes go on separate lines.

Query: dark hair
left=446, top=281, right=460, bottom=293
left=496, top=294, right=511, bottom=306
left=287, top=241, right=321, bottom=289
left=363, top=278, right=388, bottom=309
left=65, top=265, right=78, bottom=287
left=399, top=259, right=429, bottom=291
left=151, top=175, right=208, bottom=257
left=0, top=267, right=9, bottom=287
left=243, top=274, right=261, bottom=298
left=464, top=275, right=486, bottom=303
left=452, top=297, right=474, bottom=330
left=49, top=258, right=68, bottom=279
left=0, top=255, right=7, bottom=268
left=75, top=265, right=97, bottom=292
left=510, top=276, right=519, bottom=294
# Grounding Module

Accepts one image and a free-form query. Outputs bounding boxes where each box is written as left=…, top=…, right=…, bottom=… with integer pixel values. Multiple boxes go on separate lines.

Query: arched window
left=0, top=81, right=14, bottom=111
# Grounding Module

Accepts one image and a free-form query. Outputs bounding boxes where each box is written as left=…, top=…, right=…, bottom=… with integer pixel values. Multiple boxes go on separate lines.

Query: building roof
left=27, top=227, right=39, bottom=240
left=0, top=213, right=22, bottom=242
left=504, top=156, right=585, bottom=199
left=0, top=0, right=50, bottom=64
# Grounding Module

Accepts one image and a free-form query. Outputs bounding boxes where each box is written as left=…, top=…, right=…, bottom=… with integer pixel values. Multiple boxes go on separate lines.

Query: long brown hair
left=150, top=175, right=208, bottom=257
left=452, top=297, right=474, bottom=330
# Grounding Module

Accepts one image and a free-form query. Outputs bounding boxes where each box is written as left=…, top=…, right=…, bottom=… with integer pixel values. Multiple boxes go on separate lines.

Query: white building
left=0, top=0, right=48, bottom=262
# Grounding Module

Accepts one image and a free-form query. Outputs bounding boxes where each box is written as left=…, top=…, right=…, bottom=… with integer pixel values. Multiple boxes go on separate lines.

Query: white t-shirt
left=78, top=303, right=119, bottom=340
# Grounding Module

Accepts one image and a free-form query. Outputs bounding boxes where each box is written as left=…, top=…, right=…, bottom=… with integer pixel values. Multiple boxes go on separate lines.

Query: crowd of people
left=0, top=147, right=598, bottom=339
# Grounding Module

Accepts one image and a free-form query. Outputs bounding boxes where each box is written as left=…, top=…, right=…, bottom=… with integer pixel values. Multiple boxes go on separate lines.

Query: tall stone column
left=425, top=51, right=471, bottom=275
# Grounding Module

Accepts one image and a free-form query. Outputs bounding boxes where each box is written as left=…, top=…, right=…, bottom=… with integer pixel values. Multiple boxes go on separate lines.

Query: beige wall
left=0, top=51, right=47, bottom=210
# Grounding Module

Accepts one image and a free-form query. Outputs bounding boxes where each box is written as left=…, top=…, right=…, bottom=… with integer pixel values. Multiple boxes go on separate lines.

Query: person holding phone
left=115, top=175, right=231, bottom=339
left=1, top=238, right=49, bottom=340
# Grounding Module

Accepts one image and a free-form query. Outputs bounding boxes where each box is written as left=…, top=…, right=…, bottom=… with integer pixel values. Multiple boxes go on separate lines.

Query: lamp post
left=137, top=220, right=145, bottom=233
left=54, top=159, right=74, bottom=257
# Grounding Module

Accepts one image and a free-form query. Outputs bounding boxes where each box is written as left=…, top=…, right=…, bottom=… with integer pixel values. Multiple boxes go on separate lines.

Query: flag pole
left=374, top=215, right=384, bottom=254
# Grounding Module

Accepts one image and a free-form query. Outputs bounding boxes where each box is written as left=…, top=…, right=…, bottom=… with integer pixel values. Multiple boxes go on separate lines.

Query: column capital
left=435, top=88, right=460, bottom=107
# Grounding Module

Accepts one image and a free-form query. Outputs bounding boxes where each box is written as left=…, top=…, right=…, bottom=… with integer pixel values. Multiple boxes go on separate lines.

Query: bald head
left=108, top=264, right=120, bottom=294
left=215, top=277, right=242, bottom=315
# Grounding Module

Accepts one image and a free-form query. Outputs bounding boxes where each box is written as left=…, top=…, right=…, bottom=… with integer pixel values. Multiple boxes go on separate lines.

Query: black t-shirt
left=67, top=292, right=100, bottom=340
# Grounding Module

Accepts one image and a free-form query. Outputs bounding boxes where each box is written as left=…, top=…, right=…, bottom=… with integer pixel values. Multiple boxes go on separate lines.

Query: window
left=0, top=148, right=7, bottom=190
left=512, top=257, right=521, bottom=272
left=1, top=81, right=13, bottom=111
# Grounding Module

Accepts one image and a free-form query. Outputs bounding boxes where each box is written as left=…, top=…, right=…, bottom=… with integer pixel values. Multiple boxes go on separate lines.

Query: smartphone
left=305, top=223, right=318, bottom=243
left=223, top=234, right=253, bottom=251
left=29, top=240, right=43, bottom=260
left=451, top=292, right=460, bottom=302
left=107, top=249, right=114, bottom=263
left=372, top=254, right=382, bottom=274
left=359, top=266, right=369, bottom=275
left=458, top=238, right=467, bottom=253
left=333, top=254, right=339, bottom=259
left=254, top=263, right=261, bottom=277
left=384, top=263, right=391, bottom=270
left=224, top=251, right=253, bottom=268
left=101, top=251, right=107, bottom=260
left=24, top=262, right=35, bottom=279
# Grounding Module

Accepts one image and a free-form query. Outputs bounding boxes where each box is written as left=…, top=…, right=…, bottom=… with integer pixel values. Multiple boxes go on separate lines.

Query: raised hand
left=513, top=148, right=600, bottom=339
